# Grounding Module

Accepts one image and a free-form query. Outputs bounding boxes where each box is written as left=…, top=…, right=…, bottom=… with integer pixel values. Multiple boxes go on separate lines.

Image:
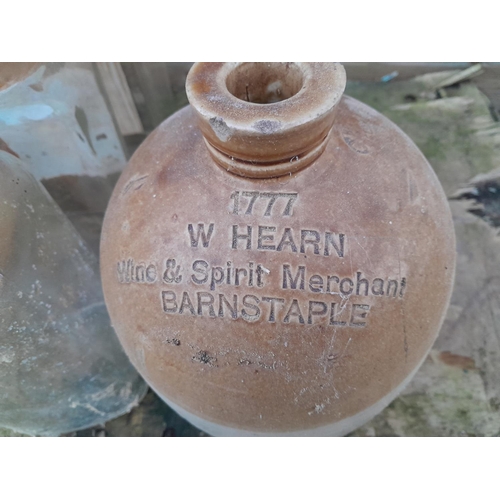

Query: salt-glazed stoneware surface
left=100, top=62, right=456, bottom=436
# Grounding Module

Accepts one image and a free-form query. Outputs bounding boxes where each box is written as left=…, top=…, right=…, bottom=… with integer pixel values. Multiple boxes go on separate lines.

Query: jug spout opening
left=226, top=62, right=305, bottom=104
left=186, top=62, right=346, bottom=179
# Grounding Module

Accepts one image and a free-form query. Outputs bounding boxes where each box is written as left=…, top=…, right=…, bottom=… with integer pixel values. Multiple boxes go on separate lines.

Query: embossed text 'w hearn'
left=187, top=223, right=345, bottom=257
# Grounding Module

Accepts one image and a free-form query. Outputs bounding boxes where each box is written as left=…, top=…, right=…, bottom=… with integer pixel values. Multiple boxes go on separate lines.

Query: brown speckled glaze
left=101, top=63, right=456, bottom=436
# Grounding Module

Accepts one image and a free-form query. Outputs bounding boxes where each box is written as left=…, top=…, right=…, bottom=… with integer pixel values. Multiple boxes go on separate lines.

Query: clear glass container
left=0, top=150, right=147, bottom=436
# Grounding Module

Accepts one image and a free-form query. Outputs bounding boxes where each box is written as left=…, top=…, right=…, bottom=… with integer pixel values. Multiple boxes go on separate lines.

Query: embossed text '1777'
left=231, top=191, right=298, bottom=216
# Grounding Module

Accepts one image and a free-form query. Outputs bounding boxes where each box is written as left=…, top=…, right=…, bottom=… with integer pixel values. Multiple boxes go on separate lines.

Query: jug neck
left=186, top=62, right=346, bottom=179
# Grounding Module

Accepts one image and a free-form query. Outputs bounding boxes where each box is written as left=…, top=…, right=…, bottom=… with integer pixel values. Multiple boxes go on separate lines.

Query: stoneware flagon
left=100, top=62, right=456, bottom=436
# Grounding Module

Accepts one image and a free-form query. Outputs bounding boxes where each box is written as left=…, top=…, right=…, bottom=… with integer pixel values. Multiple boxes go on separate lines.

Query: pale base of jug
left=151, top=357, right=425, bottom=437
